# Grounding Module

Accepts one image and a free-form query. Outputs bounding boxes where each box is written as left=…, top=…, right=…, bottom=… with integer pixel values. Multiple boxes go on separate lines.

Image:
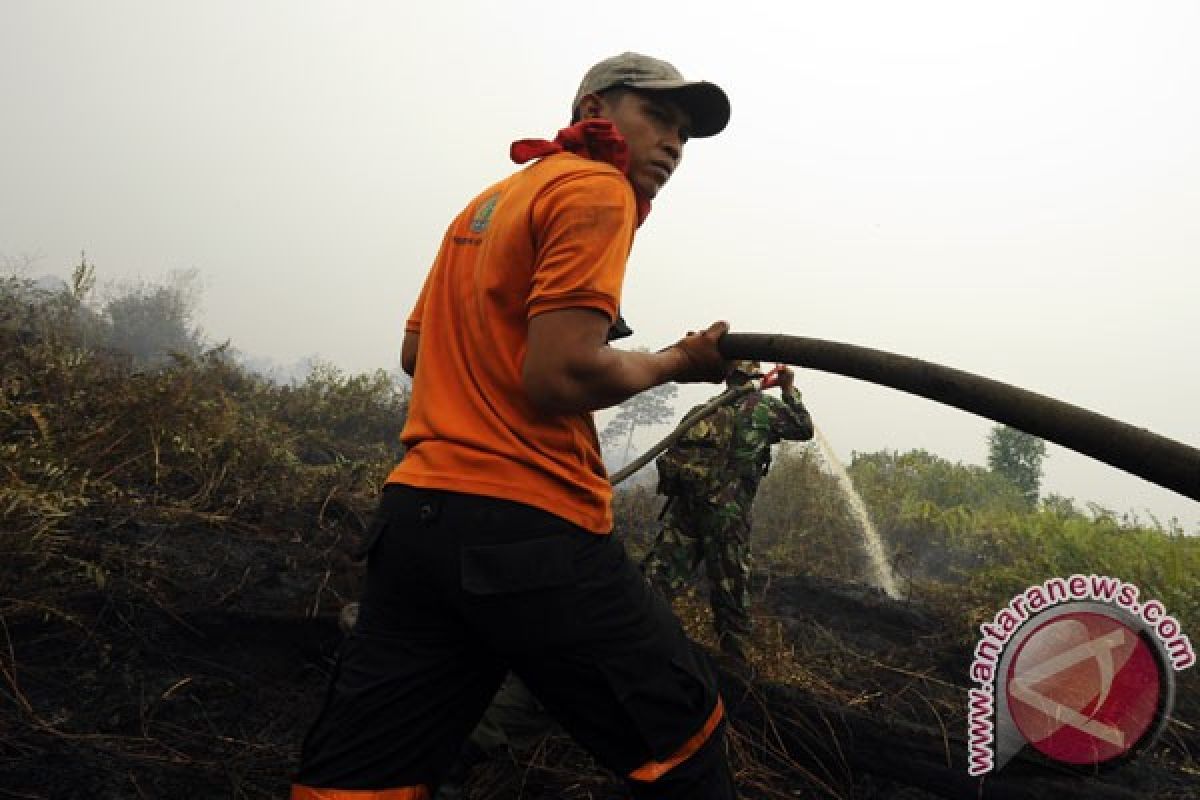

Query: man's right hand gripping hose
left=665, top=320, right=733, bottom=383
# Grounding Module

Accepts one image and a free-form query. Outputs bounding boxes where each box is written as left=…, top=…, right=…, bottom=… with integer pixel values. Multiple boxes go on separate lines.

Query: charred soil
left=2, top=516, right=1196, bottom=799
left=1, top=303, right=1194, bottom=798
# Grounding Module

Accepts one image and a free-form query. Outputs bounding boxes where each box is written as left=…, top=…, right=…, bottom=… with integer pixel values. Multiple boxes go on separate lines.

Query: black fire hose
left=717, top=333, right=1200, bottom=502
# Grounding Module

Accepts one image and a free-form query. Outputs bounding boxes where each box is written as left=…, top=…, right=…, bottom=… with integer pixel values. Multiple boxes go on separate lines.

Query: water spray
left=811, top=426, right=900, bottom=597
left=611, top=331, right=1200, bottom=595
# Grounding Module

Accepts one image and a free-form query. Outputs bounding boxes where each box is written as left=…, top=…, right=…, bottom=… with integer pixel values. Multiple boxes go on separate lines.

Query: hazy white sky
left=3, top=1, right=1197, bottom=530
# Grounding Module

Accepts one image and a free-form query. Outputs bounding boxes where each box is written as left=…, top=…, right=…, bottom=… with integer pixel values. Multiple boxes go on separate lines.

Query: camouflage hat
left=730, top=360, right=761, bottom=377
left=572, top=52, right=731, bottom=138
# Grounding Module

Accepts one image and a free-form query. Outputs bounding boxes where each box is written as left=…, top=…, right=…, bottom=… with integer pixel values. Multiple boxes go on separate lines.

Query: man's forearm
left=527, top=345, right=690, bottom=414
left=523, top=310, right=729, bottom=415
left=781, top=386, right=815, bottom=439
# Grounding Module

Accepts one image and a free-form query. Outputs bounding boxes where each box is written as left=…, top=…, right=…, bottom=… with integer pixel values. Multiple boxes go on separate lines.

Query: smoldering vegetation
left=1, top=266, right=1196, bottom=798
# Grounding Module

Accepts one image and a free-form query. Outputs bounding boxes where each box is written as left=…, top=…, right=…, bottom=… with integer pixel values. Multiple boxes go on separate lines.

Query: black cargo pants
left=295, top=484, right=735, bottom=798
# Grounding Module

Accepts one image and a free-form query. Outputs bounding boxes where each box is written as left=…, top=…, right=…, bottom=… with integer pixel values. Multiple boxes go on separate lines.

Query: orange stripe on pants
left=290, top=785, right=430, bottom=800
left=628, top=696, right=726, bottom=783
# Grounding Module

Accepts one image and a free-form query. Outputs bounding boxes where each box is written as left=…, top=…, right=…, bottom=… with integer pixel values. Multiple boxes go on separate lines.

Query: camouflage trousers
left=643, top=493, right=753, bottom=645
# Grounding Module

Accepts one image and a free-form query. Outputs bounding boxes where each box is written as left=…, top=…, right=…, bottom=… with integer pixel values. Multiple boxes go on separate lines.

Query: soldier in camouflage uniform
left=644, top=360, right=813, bottom=660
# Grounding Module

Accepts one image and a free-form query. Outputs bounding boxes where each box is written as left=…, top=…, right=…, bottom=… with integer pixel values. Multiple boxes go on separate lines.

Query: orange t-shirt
left=387, top=153, right=638, bottom=533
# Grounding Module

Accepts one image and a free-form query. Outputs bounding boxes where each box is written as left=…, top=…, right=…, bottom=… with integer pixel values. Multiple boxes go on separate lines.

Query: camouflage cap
left=572, top=52, right=730, bottom=138
left=730, top=360, right=762, bottom=377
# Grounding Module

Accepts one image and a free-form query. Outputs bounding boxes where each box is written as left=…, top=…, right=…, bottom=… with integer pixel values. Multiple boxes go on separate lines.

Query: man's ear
left=578, top=92, right=605, bottom=120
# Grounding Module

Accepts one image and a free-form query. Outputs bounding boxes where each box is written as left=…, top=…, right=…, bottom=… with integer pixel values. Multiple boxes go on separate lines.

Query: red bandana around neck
left=510, top=119, right=652, bottom=227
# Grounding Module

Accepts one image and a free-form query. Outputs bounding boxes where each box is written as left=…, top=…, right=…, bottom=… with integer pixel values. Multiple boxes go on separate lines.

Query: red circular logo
left=1004, top=611, right=1163, bottom=766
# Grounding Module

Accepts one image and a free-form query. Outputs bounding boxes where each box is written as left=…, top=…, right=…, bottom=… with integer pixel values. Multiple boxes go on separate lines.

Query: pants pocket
left=460, top=535, right=576, bottom=595
left=598, top=650, right=718, bottom=762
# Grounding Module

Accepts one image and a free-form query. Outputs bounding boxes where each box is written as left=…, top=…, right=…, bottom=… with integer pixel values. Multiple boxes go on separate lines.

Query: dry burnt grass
left=5, top=521, right=1197, bottom=800
left=2, top=319, right=1197, bottom=798
left=0, top=509, right=359, bottom=798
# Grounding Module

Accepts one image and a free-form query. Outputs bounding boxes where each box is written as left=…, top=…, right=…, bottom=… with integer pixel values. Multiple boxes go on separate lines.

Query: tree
left=66, top=251, right=108, bottom=348
left=601, top=382, right=678, bottom=467
left=69, top=251, right=96, bottom=305
left=987, top=424, right=1047, bottom=506
left=102, top=269, right=205, bottom=367
left=850, top=447, right=1027, bottom=528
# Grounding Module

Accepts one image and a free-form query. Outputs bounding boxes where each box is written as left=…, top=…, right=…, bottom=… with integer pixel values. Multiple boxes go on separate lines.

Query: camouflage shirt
left=714, top=387, right=814, bottom=506
left=657, top=385, right=814, bottom=506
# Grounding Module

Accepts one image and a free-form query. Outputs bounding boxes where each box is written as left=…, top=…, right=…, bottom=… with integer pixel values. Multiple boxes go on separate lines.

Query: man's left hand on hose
left=667, top=320, right=732, bottom=384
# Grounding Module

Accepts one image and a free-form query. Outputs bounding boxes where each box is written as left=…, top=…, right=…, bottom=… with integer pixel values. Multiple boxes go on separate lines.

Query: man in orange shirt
left=293, top=52, right=736, bottom=799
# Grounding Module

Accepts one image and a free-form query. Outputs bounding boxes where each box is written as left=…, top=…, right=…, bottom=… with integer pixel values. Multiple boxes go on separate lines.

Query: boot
left=338, top=602, right=359, bottom=634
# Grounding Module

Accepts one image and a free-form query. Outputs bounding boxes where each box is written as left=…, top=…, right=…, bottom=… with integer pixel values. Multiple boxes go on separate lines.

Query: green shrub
left=1, top=271, right=408, bottom=542
left=842, top=447, right=1197, bottom=632
left=753, top=442, right=869, bottom=583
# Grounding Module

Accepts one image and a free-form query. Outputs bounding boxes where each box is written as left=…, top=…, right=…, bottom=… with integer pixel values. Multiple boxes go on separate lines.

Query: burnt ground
left=1, top=513, right=1197, bottom=799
